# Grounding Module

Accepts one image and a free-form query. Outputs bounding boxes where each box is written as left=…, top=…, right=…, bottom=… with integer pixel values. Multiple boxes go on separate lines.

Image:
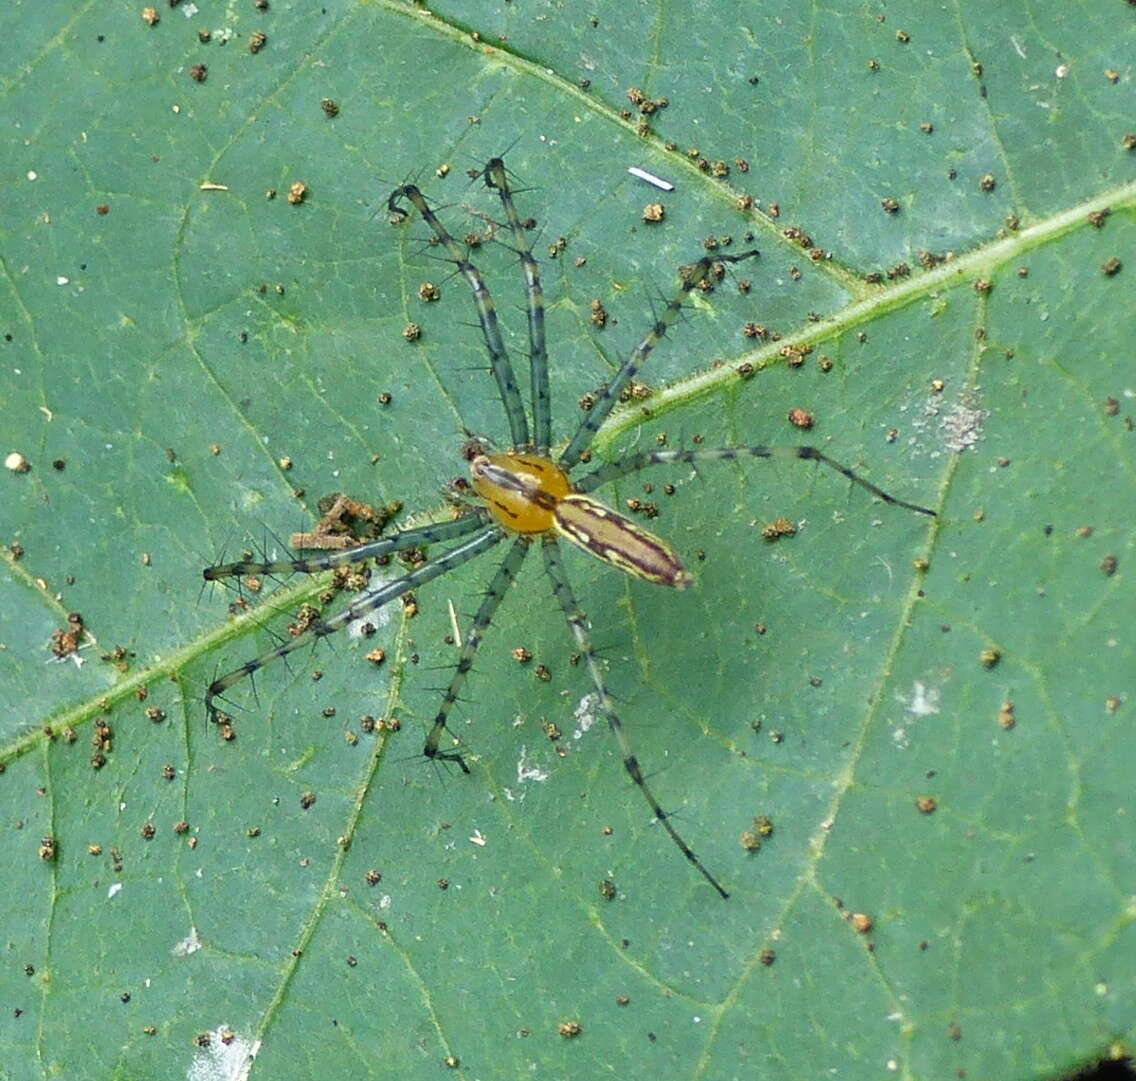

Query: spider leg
left=483, top=157, right=551, bottom=456
left=539, top=534, right=729, bottom=899
left=204, top=514, right=487, bottom=582
left=574, top=445, right=937, bottom=517
left=423, top=535, right=530, bottom=768
left=205, top=525, right=504, bottom=721
left=559, top=250, right=760, bottom=470
left=388, top=181, right=531, bottom=451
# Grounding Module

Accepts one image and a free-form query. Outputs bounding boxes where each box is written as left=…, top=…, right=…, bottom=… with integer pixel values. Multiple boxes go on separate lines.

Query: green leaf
left=2, top=3, right=1133, bottom=1079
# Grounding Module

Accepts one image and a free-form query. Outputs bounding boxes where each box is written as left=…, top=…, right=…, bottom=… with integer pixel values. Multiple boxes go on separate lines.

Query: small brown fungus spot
left=787, top=407, right=813, bottom=430
left=997, top=702, right=1016, bottom=730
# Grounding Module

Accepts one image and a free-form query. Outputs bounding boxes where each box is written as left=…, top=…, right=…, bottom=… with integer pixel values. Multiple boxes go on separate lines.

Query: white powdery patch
left=939, top=392, right=987, bottom=452
left=515, top=745, right=549, bottom=784
left=904, top=681, right=941, bottom=717
left=186, top=1027, right=258, bottom=1081
left=572, top=692, right=600, bottom=740
left=890, top=681, right=942, bottom=748
left=172, top=927, right=203, bottom=957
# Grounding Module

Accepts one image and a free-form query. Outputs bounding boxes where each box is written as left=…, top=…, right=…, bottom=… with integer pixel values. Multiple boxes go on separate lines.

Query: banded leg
left=574, top=445, right=936, bottom=517
left=484, top=158, right=551, bottom=456
left=206, top=525, right=504, bottom=720
left=559, top=250, right=760, bottom=470
left=204, top=514, right=489, bottom=582
left=540, top=535, right=729, bottom=899
left=388, top=181, right=530, bottom=451
left=423, top=535, right=530, bottom=766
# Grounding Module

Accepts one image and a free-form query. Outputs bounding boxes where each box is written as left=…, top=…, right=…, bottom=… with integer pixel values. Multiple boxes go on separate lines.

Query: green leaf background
left=2, top=2, right=1134, bottom=1079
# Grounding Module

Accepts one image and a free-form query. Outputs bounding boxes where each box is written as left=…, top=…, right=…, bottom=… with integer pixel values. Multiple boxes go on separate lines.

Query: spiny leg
left=559, top=250, right=760, bottom=471
left=539, top=534, right=729, bottom=899
left=388, top=181, right=530, bottom=451
left=574, top=445, right=937, bottom=517
left=204, top=514, right=488, bottom=583
left=206, top=525, right=504, bottom=720
left=423, top=535, right=529, bottom=767
left=483, top=157, right=551, bottom=456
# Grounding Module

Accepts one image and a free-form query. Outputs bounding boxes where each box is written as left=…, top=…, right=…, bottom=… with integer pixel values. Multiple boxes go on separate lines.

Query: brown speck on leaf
left=916, top=796, right=937, bottom=814
left=780, top=342, right=811, bottom=367
left=248, top=30, right=267, bottom=53
left=321, top=98, right=339, bottom=118
left=402, top=322, right=421, bottom=342
left=642, top=202, right=665, bottom=223
left=979, top=647, right=1002, bottom=670
left=51, top=611, right=87, bottom=659
left=141, top=6, right=159, bottom=24
left=287, top=181, right=308, bottom=205
left=997, top=702, right=1016, bottom=730
left=787, top=407, right=813, bottom=430
left=188, top=64, right=207, bottom=83
left=762, top=517, right=796, bottom=541
left=1101, top=257, right=1122, bottom=276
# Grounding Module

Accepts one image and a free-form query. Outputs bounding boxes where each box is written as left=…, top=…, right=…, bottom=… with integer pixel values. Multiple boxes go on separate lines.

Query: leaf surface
left=1, top=3, right=1134, bottom=1079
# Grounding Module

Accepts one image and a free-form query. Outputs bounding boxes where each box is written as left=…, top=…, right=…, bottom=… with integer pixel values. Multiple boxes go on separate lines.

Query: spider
left=203, top=156, right=934, bottom=898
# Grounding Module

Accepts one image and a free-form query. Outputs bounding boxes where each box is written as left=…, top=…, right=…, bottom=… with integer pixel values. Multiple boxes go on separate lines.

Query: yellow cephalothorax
left=470, top=453, right=692, bottom=588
